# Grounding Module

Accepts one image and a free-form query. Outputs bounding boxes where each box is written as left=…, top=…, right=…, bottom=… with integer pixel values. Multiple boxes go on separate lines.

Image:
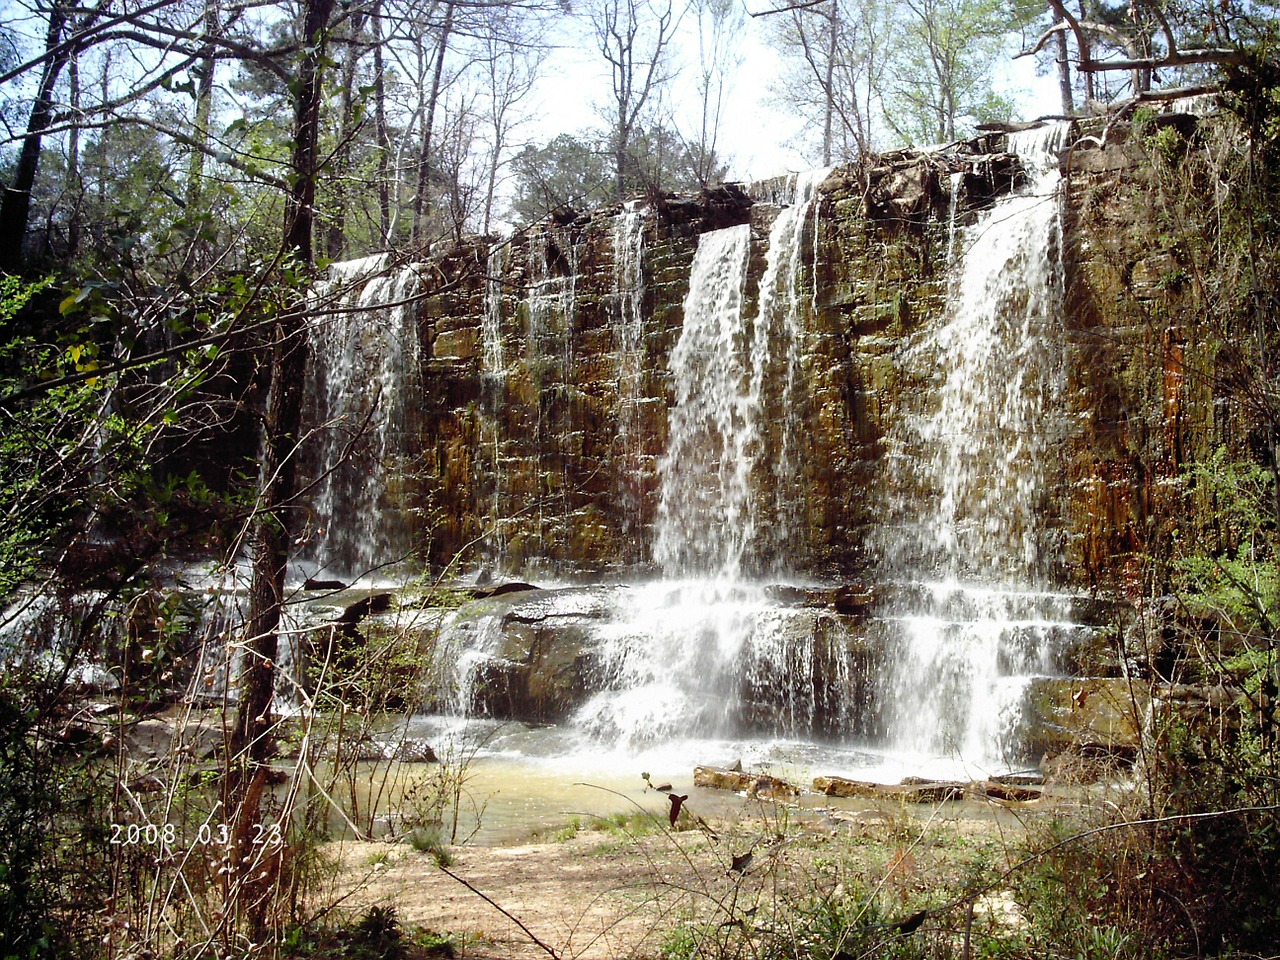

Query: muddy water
left=331, top=717, right=1032, bottom=846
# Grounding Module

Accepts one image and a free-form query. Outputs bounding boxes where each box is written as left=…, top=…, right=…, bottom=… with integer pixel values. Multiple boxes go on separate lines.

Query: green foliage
left=407, top=823, right=454, bottom=866
left=1010, top=816, right=1176, bottom=960
left=1174, top=449, right=1278, bottom=633
left=507, top=126, right=725, bottom=225
left=0, top=685, right=112, bottom=960
left=662, top=886, right=937, bottom=960
left=882, top=0, right=1025, bottom=146
left=1146, top=124, right=1187, bottom=164
left=283, top=905, right=456, bottom=960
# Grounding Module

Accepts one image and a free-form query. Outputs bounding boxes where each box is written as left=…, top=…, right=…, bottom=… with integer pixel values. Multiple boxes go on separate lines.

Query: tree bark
left=412, top=1, right=455, bottom=242
left=1053, top=12, right=1073, bottom=115
left=373, top=2, right=392, bottom=244
left=0, top=5, right=69, bottom=272
left=325, top=10, right=369, bottom=260
left=185, top=3, right=219, bottom=215
left=226, top=0, right=335, bottom=935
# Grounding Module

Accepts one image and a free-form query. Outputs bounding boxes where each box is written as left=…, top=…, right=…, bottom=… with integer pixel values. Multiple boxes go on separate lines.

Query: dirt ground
left=325, top=799, right=1035, bottom=960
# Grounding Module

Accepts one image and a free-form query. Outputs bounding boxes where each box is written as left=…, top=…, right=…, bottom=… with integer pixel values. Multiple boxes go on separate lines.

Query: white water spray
left=879, top=124, right=1086, bottom=767
left=612, top=203, right=650, bottom=541
left=576, top=173, right=850, bottom=747
left=480, top=241, right=509, bottom=568
left=653, top=223, right=755, bottom=579
left=304, top=255, right=423, bottom=579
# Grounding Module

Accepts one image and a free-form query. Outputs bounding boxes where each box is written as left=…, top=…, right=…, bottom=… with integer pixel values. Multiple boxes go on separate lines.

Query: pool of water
left=342, top=716, right=1039, bottom=845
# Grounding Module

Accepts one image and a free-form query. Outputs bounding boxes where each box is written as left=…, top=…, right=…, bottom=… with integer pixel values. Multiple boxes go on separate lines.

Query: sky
left=523, top=9, right=1065, bottom=184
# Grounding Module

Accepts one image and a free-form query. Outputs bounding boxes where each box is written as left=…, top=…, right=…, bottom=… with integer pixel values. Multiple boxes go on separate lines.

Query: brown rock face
left=293, top=115, right=1227, bottom=598
left=287, top=115, right=1247, bottom=767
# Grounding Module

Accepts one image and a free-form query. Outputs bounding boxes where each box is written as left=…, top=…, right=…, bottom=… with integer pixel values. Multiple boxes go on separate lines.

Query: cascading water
left=653, top=168, right=830, bottom=578
left=480, top=241, right=509, bottom=569
left=653, top=224, right=756, bottom=578
left=574, top=172, right=855, bottom=749
left=524, top=224, right=580, bottom=561
left=754, top=168, right=830, bottom=563
left=877, top=124, right=1088, bottom=769
left=303, top=255, right=423, bottom=580
left=612, top=202, right=650, bottom=544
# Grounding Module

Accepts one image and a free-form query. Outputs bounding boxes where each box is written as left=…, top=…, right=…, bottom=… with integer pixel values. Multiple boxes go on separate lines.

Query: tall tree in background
left=1021, top=0, right=1254, bottom=108
left=409, top=0, right=457, bottom=241
left=475, top=17, right=547, bottom=233
left=228, top=0, right=336, bottom=933
left=589, top=0, right=678, bottom=200
left=0, top=0, right=76, bottom=271
left=688, top=0, right=742, bottom=184
left=883, top=0, right=1019, bottom=144
left=771, top=0, right=894, bottom=161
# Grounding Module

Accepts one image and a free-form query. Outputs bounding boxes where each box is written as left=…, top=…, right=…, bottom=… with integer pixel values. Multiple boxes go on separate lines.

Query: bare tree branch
left=748, top=0, right=828, bottom=17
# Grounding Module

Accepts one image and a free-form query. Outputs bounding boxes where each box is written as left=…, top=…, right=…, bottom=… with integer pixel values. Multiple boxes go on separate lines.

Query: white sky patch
left=523, top=14, right=1071, bottom=185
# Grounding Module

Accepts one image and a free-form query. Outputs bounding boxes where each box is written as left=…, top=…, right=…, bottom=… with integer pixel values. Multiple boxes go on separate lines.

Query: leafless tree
left=588, top=0, right=680, bottom=200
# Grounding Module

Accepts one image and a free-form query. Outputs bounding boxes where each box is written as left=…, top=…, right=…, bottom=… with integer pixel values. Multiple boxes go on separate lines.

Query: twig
left=438, top=864, right=562, bottom=960
left=939, top=803, right=1280, bottom=917
left=747, top=0, right=828, bottom=16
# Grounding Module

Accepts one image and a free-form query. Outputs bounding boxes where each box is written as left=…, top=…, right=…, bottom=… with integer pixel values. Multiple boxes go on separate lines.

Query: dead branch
left=747, top=0, right=828, bottom=17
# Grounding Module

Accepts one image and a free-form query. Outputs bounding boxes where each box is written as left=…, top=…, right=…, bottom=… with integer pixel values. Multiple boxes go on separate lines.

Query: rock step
left=694, top=765, right=1044, bottom=804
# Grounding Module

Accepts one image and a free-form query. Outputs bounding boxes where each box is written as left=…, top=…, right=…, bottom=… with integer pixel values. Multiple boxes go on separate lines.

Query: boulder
left=978, top=780, right=1044, bottom=803
left=814, top=775, right=1040, bottom=803
left=453, top=587, right=612, bottom=722
left=330, top=735, right=438, bottom=763
left=813, top=775, right=882, bottom=799
left=891, top=780, right=967, bottom=803
left=1025, top=677, right=1148, bottom=758
left=694, top=765, right=800, bottom=800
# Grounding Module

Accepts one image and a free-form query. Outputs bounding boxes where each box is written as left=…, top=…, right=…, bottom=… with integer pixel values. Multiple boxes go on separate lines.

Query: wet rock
left=122, top=712, right=225, bottom=763
left=694, top=765, right=800, bottom=799
left=892, top=780, right=967, bottom=803
left=472, top=581, right=539, bottom=599
left=305, top=578, right=348, bottom=591
left=978, top=780, right=1044, bottom=802
left=390, top=738, right=439, bottom=763
left=813, top=775, right=882, bottom=799
left=329, top=734, right=439, bottom=763
left=1025, top=677, right=1147, bottom=758
left=454, top=588, right=610, bottom=722
left=814, top=775, right=1028, bottom=803
left=433, top=327, right=480, bottom=361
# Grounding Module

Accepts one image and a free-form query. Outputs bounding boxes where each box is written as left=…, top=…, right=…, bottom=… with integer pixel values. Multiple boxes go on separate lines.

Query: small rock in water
left=694, top=765, right=800, bottom=800
left=304, top=578, right=347, bottom=591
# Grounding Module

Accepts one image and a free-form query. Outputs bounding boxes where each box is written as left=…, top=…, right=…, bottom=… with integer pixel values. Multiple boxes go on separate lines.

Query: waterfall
left=573, top=172, right=852, bottom=748
left=654, top=223, right=755, bottom=579
left=480, top=241, right=509, bottom=570
left=612, top=202, right=649, bottom=545
left=524, top=224, right=580, bottom=561
left=303, top=255, right=423, bottom=580
left=654, top=169, right=828, bottom=579
left=878, top=124, right=1086, bottom=767
left=754, top=168, right=830, bottom=566
left=945, top=171, right=964, bottom=270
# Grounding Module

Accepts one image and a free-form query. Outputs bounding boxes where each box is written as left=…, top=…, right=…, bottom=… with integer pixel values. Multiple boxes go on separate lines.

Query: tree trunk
left=0, top=6, right=69, bottom=272
left=185, top=4, right=219, bottom=215
left=226, top=0, right=335, bottom=936
left=63, top=54, right=82, bottom=262
left=821, top=0, right=837, bottom=165
left=325, top=10, right=368, bottom=260
left=373, top=7, right=392, bottom=245
left=1053, top=19, right=1074, bottom=114
left=412, top=2, right=455, bottom=242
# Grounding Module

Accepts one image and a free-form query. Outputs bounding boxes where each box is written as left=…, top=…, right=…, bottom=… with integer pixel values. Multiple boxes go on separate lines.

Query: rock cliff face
left=299, top=115, right=1225, bottom=597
